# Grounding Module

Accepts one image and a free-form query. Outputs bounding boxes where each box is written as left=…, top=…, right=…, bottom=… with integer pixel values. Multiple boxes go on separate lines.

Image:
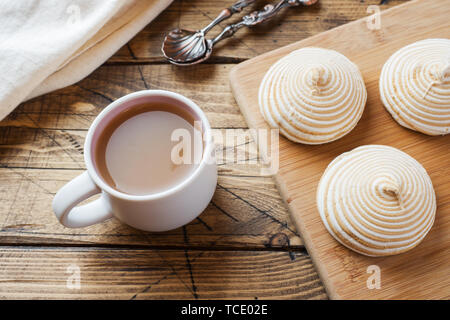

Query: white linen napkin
left=0, top=0, right=173, bottom=121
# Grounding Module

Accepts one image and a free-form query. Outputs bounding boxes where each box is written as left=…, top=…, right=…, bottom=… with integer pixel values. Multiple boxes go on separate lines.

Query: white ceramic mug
left=52, top=90, right=217, bottom=231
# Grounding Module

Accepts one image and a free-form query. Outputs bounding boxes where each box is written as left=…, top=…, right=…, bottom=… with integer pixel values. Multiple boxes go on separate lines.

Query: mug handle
left=52, top=171, right=113, bottom=228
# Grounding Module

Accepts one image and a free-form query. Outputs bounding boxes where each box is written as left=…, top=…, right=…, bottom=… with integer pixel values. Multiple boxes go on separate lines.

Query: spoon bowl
left=162, top=29, right=208, bottom=64
left=162, top=0, right=257, bottom=65
left=162, top=0, right=319, bottom=66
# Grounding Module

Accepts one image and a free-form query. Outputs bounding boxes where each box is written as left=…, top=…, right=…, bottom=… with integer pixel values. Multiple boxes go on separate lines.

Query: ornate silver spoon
left=161, top=0, right=257, bottom=65
left=162, top=0, right=319, bottom=66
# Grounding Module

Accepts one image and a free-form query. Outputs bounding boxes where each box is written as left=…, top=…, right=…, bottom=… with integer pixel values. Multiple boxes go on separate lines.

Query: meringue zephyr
left=259, top=47, right=367, bottom=144
left=380, top=39, right=450, bottom=135
left=317, top=145, right=436, bottom=257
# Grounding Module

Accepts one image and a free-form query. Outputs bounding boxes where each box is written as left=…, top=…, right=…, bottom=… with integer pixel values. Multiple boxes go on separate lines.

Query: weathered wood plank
left=0, top=247, right=326, bottom=299
left=0, top=168, right=301, bottom=249
left=2, top=64, right=246, bottom=130
left=0, top=64, right=266, bottom=176
left=0, top=126, right=265, bottom=177
left=0, top=62, right=298, bottom=249
left=110, top=0, right=410, bottom=62
left=0, top=110, right=287, bottom=249
left=0, top=64, right=266, bottom=175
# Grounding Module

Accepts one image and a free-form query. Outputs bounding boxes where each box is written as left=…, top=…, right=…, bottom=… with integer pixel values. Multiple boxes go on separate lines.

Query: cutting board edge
left=230, top=68, right=342, bottom=300
left=229, top=0, right=449, bottom=300
left=273, top=173, right=342, bottom=300
left=229, top=0, right=422, bottom=78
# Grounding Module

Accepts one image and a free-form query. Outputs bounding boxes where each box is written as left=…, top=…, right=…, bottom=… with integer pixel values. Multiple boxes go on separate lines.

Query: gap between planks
left=104, top=57, right=247, bottom=65
left=0, top=243, right=307, bottom=253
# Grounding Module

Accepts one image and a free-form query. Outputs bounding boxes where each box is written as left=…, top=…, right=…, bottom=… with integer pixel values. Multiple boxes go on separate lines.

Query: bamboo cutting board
left=229, top=0, right=450, bottom=299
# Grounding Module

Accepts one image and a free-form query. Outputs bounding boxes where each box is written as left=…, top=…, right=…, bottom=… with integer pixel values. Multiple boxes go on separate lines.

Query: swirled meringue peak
left=317, top=145, right=436, bottom=257
left=258, top=47, right=367, bottom=144
left=380, top=39, right=450, bottom=135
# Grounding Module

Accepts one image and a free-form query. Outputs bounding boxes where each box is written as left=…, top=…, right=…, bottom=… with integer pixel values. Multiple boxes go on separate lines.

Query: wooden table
left=0, top=0, right=409, bottom=299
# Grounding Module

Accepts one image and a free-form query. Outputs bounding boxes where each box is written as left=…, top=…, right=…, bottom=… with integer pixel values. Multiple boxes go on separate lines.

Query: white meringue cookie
left=380, top=38, right=450, bottom=135
left=258, top=47, right=367, bottom=144
left=317, top=145, right=436, bottom=257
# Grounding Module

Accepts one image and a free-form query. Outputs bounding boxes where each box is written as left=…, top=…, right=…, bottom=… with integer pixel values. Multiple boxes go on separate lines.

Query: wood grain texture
left=0, top=0, right=415, bottom=300
left=0, top=168, right=303, bottom=249
left=2, top=64, right=247, bottom=131
left=230, top=0, right=450, bottom=300
left=0, top=64, right=300, bottom=249
left=111, top=0, right=409, bottom=62
left=0, top=247, right=326, bottom=299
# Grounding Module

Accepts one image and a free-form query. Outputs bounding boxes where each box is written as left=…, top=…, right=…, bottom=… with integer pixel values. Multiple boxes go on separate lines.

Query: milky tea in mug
left=53, top=90, right=217, bottom=231
left=94, top=102, right=204, bottom=196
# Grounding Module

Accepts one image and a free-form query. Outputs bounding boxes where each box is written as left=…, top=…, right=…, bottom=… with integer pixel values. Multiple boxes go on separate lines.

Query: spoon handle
left=211, top=0, right=305, bottom=46
left=202, top=0, right=256, bottom=34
